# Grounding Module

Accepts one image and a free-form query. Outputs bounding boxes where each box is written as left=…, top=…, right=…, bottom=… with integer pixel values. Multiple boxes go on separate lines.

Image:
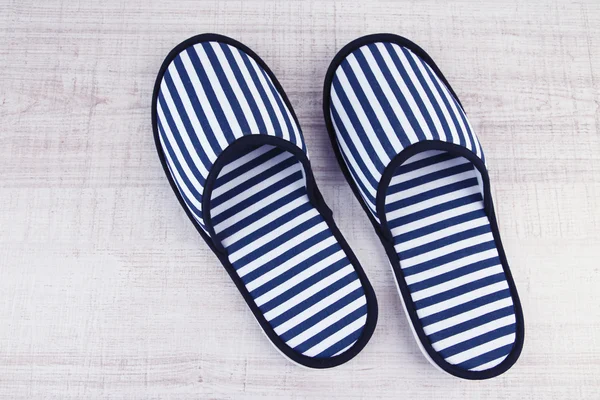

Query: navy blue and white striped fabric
left=155, top=38, right=369, bottom=361
left=327, top=40, right=517, bottom=372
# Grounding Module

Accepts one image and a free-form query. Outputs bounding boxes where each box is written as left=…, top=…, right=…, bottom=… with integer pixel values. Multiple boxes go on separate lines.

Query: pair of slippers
left=151, top=33, right=524, bottom=380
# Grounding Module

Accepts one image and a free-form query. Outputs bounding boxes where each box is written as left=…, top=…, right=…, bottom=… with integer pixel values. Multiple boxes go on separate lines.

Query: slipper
left=151, top=34, right=377, bottom=369
left=323, top=34, right=524, bottom=379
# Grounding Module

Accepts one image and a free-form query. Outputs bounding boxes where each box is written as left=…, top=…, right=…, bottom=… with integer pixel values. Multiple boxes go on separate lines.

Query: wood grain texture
left=1, top=0, right=599, bottom=398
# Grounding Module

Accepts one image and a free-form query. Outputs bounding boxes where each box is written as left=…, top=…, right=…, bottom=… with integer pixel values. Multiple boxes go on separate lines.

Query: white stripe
left=229, top=48, right=276, bottom=135
left=393, top=45, right=445, bottom=141
left=212, top=151, right=293, bottom=199
left=157, top=105, right=206, bottom=194
left=335, top=68, right=392, bottom=165
left=158, top=135, right=203, bottom=212
left=217, top=144, right=274, bottom=178
left=444, top=333, right=515, bottom=366
left=376, top=42, right=431, bottom=142
left=416, top=280, right=509, bottom=319
left=178, top=50, right=230, bottom=150
left=210, top=42, right=260, bottom=133
left=331, top=87, right=383, bottom=180
left=246, top=236, right=338, bottom=291
left=386, top=169, right=477, bottom=205
left=411, top=264, right=503, bottom=302
left=237, top=221, right=329, bottom=277
left=261, top=70, right=303, bottom=149
left=424, top=62, right=472, bottom=152
left=268, top=268, right=357, bottom=329
left=401, top=232, right=495, bottom=269
left=361, top=46, right=420, bottom=144
left=395, top=216, right=489, bottom=253
left=303, top=314, right=367, bottom=357
left=254, top=250, right=346, bottom=307
left=346, top=53, right=403, bottom=153
left=210, top=163, right=302, bottom=217
left=402, top=150, right=445, bottom=165
left=158, top=91, right=209, bottom=178
left=285, top=296, right=366, bottom=348
left=405, top=248, right=499, bottom=286
left=192, top=45, right=244, bottom=138
left=432, top=314, right=516, bottom=352
left=389, top=156, right=470, bottom=187
left=391, top=201, right=484, bottom=237
left=412, top=234, right=493, bottom=277
left=229, top=208, right=319, bottom=263
left=409, top=51, right=461, bottom=145
left=221, top=196, right=309, bottom=247
left=213, top=179, right=304, bottom=233
left=332, top=341, right=357, bottom=357
left=386, top=184, right=481, bottom=222
left=423, top=297, right=514, bottom=335
left=334, top=120, right=378, bottom=198
left=248, top=58, right=292, bottom=142
left=166, top=65, right=218, bottom=162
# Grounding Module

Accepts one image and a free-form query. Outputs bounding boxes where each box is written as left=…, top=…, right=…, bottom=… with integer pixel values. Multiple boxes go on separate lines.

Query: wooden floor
left=1, top=0, right=599, bottom=398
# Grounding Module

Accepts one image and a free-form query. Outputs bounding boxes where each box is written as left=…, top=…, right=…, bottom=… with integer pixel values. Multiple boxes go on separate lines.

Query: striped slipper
left=151, top=34, right=377, bottom=368
left=323, top=34, right=524, bottom=379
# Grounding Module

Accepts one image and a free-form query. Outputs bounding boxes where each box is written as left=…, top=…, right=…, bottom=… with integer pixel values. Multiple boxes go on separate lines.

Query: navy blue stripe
left=420, top=61, right=468, bottom=148
left=172, top=56, right=222, bottom=155
left=219, top=43, right=268, bottom=133
left=330, top=105, right=381, bottom=189
left=315, top=325, right=363, bottom=358
left=388, top=193, right=483, bottom=229
left=455, top=343, right=514, bottom=370
left=249, top=242, right=342, bottom=299
left=420, top=289, right=512, bottom=327
left=366, top=43, right=427, bottom=141
left=240, top=228, right=332, bottom=283
left=387, top=162, right=475, bottom=196
left=340, top=59, right=397, bottom=159
left=291, top=304, right=367, bottom=353
left=353, top=48, right=412, bottom=148
left=427, top=306, right=515, bottom=344
left=201, top=42, right=251, bottom=134
left=258, top=67, right=298, bottom=147
left=439, top=323, right=516, bottom=359
left=270, top=275, right=362, bottom=331
left=408, top=256, right=501, bottom=293
left=215, top=146, right=283, bottom=187
left=414, top=273, right=506, bottom=310
left=156, top=99, right=206, bottom=187
left=211, top=170, right=304, bottom=226
left=216, top=186, right=306, bottom=241
left=403, top=240, right=497, bottom=277
left=396, top=209, right=486, bottom=244
left=162, top=71, right=213, bottom=171
left=386, top=177, right=481, bottom=213
left=260, top=258, right=350, bottom=314
left=185, top=46, right=236, bottom=143
left=400, top=47, right=454, bottom=141
left=233, top=215, right=323, bottom=266
left=399, top=224, right=492, bottom=261
left=239, top=52, right=283, bottom=136
left=383, top=42, right=439, bottom=139
left=211, top=156, right=299, bottom=208
left=332, top=75, right=387, bottom=171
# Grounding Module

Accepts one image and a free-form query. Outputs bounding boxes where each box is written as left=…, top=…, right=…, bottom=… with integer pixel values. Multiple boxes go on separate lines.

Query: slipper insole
left=210, top=144, right=368, bottom=358
left=385, top=150, right=517, bottom=371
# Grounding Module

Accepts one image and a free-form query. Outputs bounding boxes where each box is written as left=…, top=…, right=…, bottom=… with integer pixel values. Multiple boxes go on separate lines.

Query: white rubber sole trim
left=389, top=261, right=453, bottom=377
